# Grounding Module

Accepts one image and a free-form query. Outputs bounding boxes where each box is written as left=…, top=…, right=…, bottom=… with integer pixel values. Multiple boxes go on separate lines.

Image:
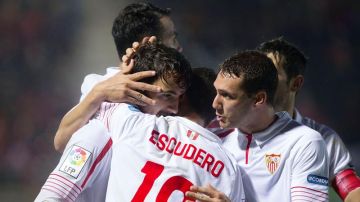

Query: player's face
left=267, top=53, right=292, bottom=112
left=212, top=72, right=254, bottom=129
left=141, top=77, right=185, bottom=116
left=160, top=16, right=183, bottom=52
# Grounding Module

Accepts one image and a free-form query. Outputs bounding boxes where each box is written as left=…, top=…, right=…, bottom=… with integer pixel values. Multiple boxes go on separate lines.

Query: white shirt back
left=99, top=103, right=244, bottom=202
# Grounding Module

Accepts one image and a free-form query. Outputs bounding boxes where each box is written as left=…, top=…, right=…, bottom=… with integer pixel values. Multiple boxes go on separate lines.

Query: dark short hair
left=257, top=37, right=307, bottom=83
left=131, top=43, right=192, bottom=90
left=112, top=2, right=171, bottom=58
left=220, top=50, right=278, bottom=105
left=186, top=67, right=217, bottom=125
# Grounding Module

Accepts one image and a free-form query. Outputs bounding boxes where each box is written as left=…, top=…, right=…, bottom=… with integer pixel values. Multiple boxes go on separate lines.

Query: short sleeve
left=79, top=73, right=104, bottom=102
left=322, top=129, right=352, bottom=180
left=35, top=120, right=112, bottom=202
left=291, top=136, right=329, bottom=201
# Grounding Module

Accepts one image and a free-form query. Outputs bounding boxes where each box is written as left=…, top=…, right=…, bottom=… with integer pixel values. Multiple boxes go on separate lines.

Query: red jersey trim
left=291, top=190, right=328, bottom=200
left=42, top=186, right=75, bottom=202
left=81, top=138, right=113, bottom=188
left=291, top=186, right=328, bottom=195
left=245, top=134, right=252, bottom=164
left=45, top=179, right=78, bottom=199
left=50, top=173, right=81, bottom=192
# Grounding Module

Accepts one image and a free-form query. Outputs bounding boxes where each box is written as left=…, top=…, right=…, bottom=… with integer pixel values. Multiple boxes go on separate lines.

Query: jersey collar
left=173, top=116, right=222, bottom=143
left=293, top=108, right=303, bottom=123
left=250, top=111, right=293, bottom=147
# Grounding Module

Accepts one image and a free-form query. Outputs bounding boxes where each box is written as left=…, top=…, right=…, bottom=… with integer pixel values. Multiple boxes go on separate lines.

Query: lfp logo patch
left=307, top=174, right=328, bottom=186
left=59, top=145, right=91, bottom=178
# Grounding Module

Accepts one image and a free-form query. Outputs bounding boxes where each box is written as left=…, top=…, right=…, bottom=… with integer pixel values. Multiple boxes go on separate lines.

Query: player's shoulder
left=291, top=122, right=323, bottom=141
left=169, top=116, right=238, bottom=163
left=119, top=104, right=162, bottom=130
left=108, top=103, right=153, bottom=124
left=80, top=73, right=103, bottom=96
left=81, top=67, right=120, bottom=95
left=274, top=112, right=318, bottom=138
left=301, top=116, right=340, bottom=141
left=279, top=116, right=323, bottom=144
left=72, top=119, right=110, bottom=143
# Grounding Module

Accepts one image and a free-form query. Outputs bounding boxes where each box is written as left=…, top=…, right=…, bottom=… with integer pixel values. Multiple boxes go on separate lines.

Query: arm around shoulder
left=54, top=86, right=105, bottom=152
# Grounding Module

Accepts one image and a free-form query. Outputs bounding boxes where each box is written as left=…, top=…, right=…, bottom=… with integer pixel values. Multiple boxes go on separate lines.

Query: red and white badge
left=265, top=154, right=281, bottom=174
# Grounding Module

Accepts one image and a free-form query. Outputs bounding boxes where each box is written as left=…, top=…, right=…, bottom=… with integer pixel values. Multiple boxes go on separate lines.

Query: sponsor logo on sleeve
left=307, top=174, right=328, bottom=186
left=59, top=145, right=92, bottom=178
left=265, top=154, right=281, bottom=174
left=128, top=105, right=140, bottom=112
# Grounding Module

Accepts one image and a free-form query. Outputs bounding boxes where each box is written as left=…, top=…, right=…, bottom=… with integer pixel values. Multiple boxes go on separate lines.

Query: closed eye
left=160, top=93, right=176, bottom=99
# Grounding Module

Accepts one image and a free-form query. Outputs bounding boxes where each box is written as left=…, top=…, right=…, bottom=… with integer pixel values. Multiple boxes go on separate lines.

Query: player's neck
left=288, top=98, right=296, bottom=119
left=239, top=107, right=276, bottom=134
left=275, top=98, right=296, bottom=119
left=183, top=113, right=205, bottom=127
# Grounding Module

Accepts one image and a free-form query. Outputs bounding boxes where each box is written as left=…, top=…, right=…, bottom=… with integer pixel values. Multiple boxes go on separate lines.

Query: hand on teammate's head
left=93, top=69, right=160, bottom=106
left=120, top=36, right=157, bottom=70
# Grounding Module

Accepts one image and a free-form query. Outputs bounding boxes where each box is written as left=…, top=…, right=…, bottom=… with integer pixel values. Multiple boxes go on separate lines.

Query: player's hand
left=93, top=68, right=161, bottom=106
left=185, top=184, right=231, bottom=202
left=121, top=36, right=157, bottom=70
left=345, top=187, right=360, bottom=202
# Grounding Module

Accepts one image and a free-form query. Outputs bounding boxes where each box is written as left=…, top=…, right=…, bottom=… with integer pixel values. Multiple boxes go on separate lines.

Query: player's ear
left=290, top=75, right=304, bottom=93
left=253, top=91, right=266, bottom=106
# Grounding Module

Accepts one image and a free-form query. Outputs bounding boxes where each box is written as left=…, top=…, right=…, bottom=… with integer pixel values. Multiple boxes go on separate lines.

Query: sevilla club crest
left=265, top=154, right=281, bottom=174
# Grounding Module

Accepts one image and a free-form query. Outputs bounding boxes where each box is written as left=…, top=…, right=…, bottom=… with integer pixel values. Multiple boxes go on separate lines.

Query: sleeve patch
left=59, top=145, right=92, bottom=179
left=128, top=105, right=140, bottom=112
left=307, top=174, right=329, bottom=186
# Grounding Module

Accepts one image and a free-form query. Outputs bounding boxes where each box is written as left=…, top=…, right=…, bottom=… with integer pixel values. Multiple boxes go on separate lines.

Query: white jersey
left=35, top=119, right=112, bottom=202
left=294, top=110, right=352, bottom=181
left=35, top=68, right=119, bottom=202
left=80, top=67, right=119, bottom=101
left=222, top=111, right=329, bottom=202
left=100, top=102, right=244, bottom=202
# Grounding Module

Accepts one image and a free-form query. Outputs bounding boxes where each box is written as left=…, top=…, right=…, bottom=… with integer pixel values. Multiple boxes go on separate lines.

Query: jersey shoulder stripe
left=81, top=138, right=112, bottom=188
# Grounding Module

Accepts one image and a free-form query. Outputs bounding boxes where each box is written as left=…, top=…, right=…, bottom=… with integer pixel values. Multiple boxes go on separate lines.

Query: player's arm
left=332, top=169, right=360, bottom=201
left=36, top=120, right=112, bottom=202
left=290, top=135, right=329, bottom=201
left=54, top=36, right=158, bottom=152
left=54, top=69, right=160, bottom=152
left=345, top=187, right=360, bottom=202
left=322, top=128, right=360, bottom=200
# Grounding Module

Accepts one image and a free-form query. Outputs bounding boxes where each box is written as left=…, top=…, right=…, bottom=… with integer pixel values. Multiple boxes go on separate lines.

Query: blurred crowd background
left=0, top=0, right=359, bottom=200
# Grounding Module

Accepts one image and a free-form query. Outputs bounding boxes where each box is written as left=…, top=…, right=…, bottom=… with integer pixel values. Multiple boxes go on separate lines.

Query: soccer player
left=187, top=50, right=329, bottom=201
left=257, top=37, right=360, bottom=202
left=102, top=64, right=244, bottom=201
left=35, top=43, right=244, bottom=201
left=35, top=43, right=188, bottom=202
left=54, top=2, right=182, bottom=152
